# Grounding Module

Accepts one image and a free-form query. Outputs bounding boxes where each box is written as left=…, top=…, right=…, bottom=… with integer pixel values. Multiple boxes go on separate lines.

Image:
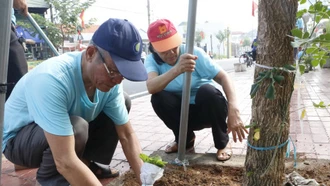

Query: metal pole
left=0, top=0, right=14, bottom=183
left=177, top=0, right=198, bottom=162
left=147, top=0, right=151, bottom=26
left=27, top=13, right=60, bottom=56
left=227, top=27, right=230, bottom=59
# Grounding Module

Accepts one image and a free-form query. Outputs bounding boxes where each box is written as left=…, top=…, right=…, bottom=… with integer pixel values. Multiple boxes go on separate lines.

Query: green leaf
left=314, top=2, right=323, bottom=11
left=315, top=15, right=322, bottom=23
left=300, top=0, right=307, bottom=4
left=264, top=71, right=272, bottom=78
left=299, top=64, right=306, bottom=75
left=139, top=153, right=167, bottom=168
left=324, top=33, right=330, bottom=40
left=292, top=28, right=303, bottom=38
left=273, top=75, right=285, bottom=83
left=320, top=59, right=327, bottom=67
left=245, top=122, right=257, bottom=129
left=250, top=83, right=260, bottom=98
left=253, top=131, right=260, bottom=141
left=300, top=109, right=306, bottom=119
left=247, top=171, right=254, bottom=177
left=302, top=32, right=310, bottom=39
left=313, top=101, right=320, bottom=108
left=284, top=64, right=296, bottom=71
left=305, top=47, right=318, bottom=54
left=253, top=128, right=260, bottom=141
left=297, top=9, right=307, bottom=17
left=265, top=83, right=275, bottom=100
left=311, top=59, right=319, bottom=67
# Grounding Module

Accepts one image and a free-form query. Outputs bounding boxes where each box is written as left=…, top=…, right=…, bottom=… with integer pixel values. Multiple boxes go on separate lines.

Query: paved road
left=123, top=58, right=240, bottom=96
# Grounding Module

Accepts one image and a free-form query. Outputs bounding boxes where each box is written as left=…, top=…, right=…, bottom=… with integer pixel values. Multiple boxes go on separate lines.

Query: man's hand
left=226, top=105, right=249, bottom=142
left=174, top=53, right=197, bottom=74
left=13, top=0, right=28, bottom=16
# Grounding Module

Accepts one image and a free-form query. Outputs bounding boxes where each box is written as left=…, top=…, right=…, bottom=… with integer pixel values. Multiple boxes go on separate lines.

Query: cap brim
left=110, top=53, right=148, bottom=82
left=151, top=32, right=182, bottom=52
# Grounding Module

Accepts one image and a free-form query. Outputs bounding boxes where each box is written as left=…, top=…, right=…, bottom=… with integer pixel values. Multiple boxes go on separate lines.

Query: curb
left=129, top=91, right=150, bottom=100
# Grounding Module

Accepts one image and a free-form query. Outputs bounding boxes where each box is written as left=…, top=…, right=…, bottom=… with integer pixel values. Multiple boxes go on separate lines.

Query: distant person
left=294, top=18, right=304, bottom=58
left=3, top=18, right=147, bottom=186
left=251, top=37, right=257, bottom=61
left=296, top=18, right=304, bottom=31
left=144, top=19, right=248, bottom=161
left=6, top=0, right=29, bottom=100
left=297, top=47, right=304, bottom=60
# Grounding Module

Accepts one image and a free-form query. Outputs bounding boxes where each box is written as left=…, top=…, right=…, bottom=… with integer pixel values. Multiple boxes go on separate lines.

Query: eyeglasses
left=97, top=48, right=122, bottom=79
left=158, top=46, right=179, bottom=56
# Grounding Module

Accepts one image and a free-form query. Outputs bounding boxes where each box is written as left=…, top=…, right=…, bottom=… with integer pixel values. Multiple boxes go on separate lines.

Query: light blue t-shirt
left=2, top=52, right=129, bottom=152
left=144, top=45, right=221, bottom=104
left=296, top=18, right=304, bottom=30
left=11, top=8, right=16, bottom=25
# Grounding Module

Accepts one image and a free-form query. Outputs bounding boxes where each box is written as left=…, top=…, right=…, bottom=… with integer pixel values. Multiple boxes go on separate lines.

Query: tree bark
left=244, top=0, right=298, bottom=185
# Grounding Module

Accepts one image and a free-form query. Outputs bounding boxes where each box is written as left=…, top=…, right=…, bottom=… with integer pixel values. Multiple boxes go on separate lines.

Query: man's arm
left=213, top=70, right=249, bottom=142
left=13, top=0, right=28, bottom=16
left=44, top=132, right=102, bottom=186
left=115, top=121, right=143, bottom=184
left=146, top=53, right=197, bottom=94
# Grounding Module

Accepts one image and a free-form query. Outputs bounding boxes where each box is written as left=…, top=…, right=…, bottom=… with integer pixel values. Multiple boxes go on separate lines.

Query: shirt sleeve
left=25, top=73, right=73, bottom=136
left=144, top=54, right=159, bottom=74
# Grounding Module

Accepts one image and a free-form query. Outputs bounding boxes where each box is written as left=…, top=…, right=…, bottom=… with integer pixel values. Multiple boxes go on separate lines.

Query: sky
left=83, top=0, right=258, bottom=32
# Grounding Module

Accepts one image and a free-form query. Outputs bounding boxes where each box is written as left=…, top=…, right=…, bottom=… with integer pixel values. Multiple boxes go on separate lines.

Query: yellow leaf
left=253, top=131, right=260, bottom=141
left=300, top=109, right=306, bottom=119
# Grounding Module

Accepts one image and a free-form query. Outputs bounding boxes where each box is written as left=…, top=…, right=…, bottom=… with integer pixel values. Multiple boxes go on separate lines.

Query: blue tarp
left=15, top=26, right=44, bottom=44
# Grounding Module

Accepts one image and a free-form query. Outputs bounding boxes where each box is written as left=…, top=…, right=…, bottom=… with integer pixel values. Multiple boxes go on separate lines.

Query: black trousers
left=4, top=93, right=131, bottom=186
left=6, top=25, right=28, bottom=100
left=151, top=84, right=229, bottom=150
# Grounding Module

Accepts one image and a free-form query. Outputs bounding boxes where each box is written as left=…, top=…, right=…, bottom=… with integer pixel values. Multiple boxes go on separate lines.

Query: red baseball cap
left=147, top=19, right=182, bottom=52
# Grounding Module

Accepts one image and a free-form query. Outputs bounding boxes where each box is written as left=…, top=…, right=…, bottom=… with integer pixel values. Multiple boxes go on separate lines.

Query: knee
left=151, top=91, right=177, bottom=106
left=196, top=84, right=216, bottom=102
left=196, top=84, right=227, bottom=105
left=70, top=116, right=88, bottom=153
left=123, top=92, right=131, bottom=113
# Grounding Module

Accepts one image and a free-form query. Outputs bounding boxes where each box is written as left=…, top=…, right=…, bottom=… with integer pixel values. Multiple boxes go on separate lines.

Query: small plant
left=140, top=153, right=167, bottom=168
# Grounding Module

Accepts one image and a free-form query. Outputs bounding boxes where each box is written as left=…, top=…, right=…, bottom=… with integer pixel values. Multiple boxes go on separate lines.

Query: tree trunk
left=244, top=0, right=298, bottom=185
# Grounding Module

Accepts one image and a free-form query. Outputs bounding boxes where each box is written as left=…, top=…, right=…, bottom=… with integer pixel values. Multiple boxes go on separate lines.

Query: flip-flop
left=89, top=161, right=120, bottom=178
left=216, top=144, right=233, bottom=162
left=165, top=137, right=195, bottom=154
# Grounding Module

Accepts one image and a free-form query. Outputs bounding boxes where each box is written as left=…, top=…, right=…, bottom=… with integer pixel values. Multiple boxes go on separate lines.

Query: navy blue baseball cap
left=92, top=18, right=147, bottom=81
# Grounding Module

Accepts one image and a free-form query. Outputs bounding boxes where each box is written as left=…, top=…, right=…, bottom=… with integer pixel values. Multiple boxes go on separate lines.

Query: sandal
left=89, top=161, right=120, bottom=178
left=216, top=143, right=233, bottom=162
left=165, top=137, right=195, bottom=154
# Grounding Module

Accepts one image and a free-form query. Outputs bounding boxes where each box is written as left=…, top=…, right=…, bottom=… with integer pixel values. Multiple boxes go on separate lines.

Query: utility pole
left=210, top=34, right=213, bottom=55
left=226, top=26, right=230, bottom=59
left=147, top=0, right=150, bottom=26
left=49, top=4, right=54, bottom=23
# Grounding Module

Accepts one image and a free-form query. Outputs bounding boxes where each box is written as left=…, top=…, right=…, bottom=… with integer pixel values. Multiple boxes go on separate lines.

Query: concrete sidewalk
left=1, top=67, right=330, bottom=186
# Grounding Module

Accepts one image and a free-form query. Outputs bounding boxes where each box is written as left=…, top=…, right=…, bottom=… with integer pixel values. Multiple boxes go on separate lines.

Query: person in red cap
left=144, top=19, right=248, bottom=161
left=3, top=18, right=147, bottom=185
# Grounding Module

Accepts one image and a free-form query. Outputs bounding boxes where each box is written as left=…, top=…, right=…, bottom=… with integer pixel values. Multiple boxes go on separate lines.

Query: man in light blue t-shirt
left=3, top=18, right=147, bottom=186
left=145, top=19, right=248, bottom=162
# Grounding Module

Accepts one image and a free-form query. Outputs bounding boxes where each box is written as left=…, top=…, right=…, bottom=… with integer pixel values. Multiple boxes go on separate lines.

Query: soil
left=119, top=160, right=330, bottom=186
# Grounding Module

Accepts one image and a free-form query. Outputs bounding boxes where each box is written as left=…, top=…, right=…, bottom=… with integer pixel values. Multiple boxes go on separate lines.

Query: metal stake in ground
left=0, top=0, right=14, bottom=183
left=176, top=0, right=198, bottom=165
